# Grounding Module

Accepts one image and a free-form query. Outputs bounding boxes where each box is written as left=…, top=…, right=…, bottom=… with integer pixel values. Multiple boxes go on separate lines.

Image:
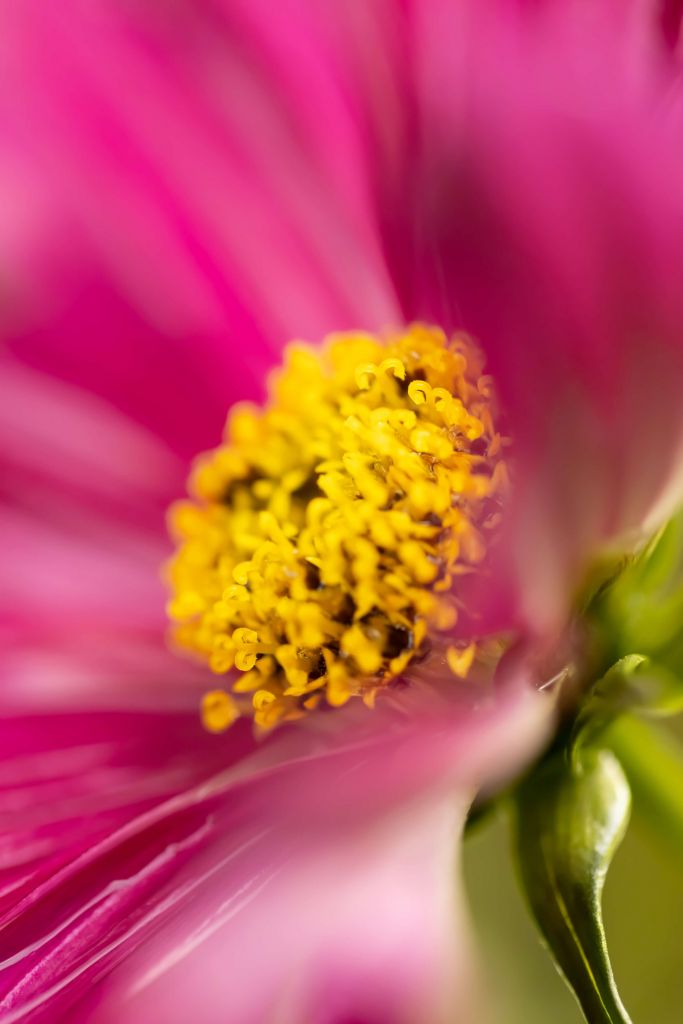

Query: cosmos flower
left=1, top=2, right=683, bottom=1022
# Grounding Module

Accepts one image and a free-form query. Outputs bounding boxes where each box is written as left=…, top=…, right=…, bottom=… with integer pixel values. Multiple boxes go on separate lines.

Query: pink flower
left=1, top=2, right=683, bottom=1021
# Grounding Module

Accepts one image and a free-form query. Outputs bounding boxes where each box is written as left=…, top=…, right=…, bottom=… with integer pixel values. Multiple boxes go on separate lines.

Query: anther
left=167, top=325, right=507, bottom=731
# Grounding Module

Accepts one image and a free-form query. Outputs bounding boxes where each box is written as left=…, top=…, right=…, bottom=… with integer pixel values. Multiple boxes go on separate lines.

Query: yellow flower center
left=167, top=325, right=508, bottom=731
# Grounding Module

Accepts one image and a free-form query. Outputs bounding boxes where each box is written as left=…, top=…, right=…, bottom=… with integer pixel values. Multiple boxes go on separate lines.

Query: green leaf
left=513, top=748, right=632, bottom=1023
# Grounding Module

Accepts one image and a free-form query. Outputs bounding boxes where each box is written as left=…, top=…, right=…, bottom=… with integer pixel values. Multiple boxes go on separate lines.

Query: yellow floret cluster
left=167, top=325, right=507, bottom=731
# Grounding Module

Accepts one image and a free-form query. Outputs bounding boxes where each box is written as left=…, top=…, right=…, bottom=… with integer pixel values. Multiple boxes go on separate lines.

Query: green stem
left=606, top=715, right=683, bottom=856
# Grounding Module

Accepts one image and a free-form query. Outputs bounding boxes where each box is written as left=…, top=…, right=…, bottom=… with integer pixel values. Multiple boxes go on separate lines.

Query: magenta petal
left=0, top=711, right=252, bottom=927
left=377, top=0, right=683, bottom=630
left=0, top=710, right=254, bottom=1022
left=92, top=799, right=471, bottom=1024
left=660, top=1, right=683, bottom=51
left=0, top=359, right=183, bottom=533
left=0, top=691, right=549, bottom=1023
left=0, top=363, right=196, bottom=709
left=0, top=503, right=205, bottom=710
left=0, top=0, right=398, bottom=457
left=0, top=358, right=175, bottom=642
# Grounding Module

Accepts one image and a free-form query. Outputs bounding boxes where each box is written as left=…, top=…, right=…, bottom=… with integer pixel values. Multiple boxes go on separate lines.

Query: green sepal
left=513, top=747, right=632, bottom=1024
left=606, top=714, right=683, bottom=858
left=588, top=510, right=683, bottom=673
left=572, top=654, right=683, bottom=752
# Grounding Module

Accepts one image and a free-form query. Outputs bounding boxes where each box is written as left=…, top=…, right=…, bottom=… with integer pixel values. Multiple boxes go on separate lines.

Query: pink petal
left=0, top=359, right=203, bottom=709
left=660, top=1, right=683, bottom=51
left=0, top=359, right=177, bottom=639
left=94, top=798, right=471, bottom=1024
left=0, top=710, right=253, bottom=931
left=0, top=688, right=549, bottom=1023
left=0, top=359, right=183, bottom=530
left=374, top=0, right=683, bottom=631
left=0, top=0, right=398, bottom=454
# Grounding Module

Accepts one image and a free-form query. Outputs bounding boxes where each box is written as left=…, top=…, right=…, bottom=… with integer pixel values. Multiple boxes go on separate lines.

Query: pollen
left=167, top=325, right=507, bottom=731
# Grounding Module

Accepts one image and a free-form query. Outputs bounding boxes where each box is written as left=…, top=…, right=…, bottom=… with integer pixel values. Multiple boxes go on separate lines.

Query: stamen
left=167, top=325, right=507, bottom=731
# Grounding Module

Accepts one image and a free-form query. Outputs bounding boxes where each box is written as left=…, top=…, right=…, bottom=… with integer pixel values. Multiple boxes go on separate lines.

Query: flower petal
left=0, top=710, right=252, bottom=931
left=0, top=688, right=549, bottom=1023
left=0, top=359, right=204, bottom=709
left=0, top=0, right=398, bottom=453
left=94, top=798, right=472, bottom=1024
left=376, top=0, right=683, bottom=631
